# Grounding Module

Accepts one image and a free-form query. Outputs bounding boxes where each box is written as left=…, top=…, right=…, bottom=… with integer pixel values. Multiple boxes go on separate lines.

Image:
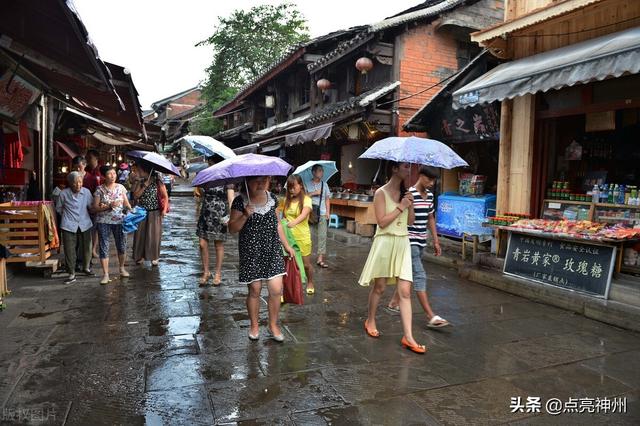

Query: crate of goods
left=459, top=174, right=486, bottom=196
left=0, top=202, right=59, bottom=264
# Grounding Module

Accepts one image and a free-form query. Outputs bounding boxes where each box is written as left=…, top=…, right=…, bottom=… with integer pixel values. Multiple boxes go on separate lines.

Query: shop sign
left=0, top=72, right=41, bottom=120
left=436, top=103, right=499, bottom=144
left=504, top=232, right=615, bottom=298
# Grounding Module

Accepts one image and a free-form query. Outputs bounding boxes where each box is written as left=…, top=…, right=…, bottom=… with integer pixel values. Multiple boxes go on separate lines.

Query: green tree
left=193, top=2, right=310, bottom=136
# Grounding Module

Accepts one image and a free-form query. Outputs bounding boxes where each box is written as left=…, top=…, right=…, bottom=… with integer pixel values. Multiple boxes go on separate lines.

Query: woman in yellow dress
left=359, top=161, right=426, bottom=354
left=282, top=174, right=316, bottom=294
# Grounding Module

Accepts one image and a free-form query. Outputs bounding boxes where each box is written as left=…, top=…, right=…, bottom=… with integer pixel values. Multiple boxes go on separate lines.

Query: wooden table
left=330, top=198, right=376, bottom=225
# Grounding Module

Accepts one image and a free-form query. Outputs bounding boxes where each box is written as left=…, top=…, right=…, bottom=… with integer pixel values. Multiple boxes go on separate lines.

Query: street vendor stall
left=485, top=218, right=640, bottom=298
left=329, top=193, right=376, bottom=234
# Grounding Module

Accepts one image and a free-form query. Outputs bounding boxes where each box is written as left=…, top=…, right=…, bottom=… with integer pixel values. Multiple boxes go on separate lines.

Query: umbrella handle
left=244, top=178, right=251, bottom=205
left=373, top=160, right=383, bottom=184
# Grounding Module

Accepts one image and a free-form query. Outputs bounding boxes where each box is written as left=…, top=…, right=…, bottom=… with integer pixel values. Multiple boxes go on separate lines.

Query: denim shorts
left=411, top=245, right=427, bottom=292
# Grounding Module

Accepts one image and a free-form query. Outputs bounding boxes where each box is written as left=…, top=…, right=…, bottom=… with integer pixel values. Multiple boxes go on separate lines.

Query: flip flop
left=364, top=320, right=380, bottom=338
left=385, top=305, right=400, bottom=314
left=427, top=315, right=450, bottom=328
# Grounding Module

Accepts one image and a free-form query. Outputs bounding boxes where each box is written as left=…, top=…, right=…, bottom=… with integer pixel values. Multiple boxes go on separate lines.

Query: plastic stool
left=329, top=214, right=342, bottom=228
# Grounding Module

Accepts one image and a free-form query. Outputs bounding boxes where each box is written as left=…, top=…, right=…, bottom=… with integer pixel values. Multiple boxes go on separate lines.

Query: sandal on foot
left=248, top=330, right=260, bottom=341
left=427, top=315, right=450, bottom=328
left=198, top=273, right=212, bottom=287
left=212, top=273, right=222, bottom=286
left=317, top=261, right=329, bottom=268
left=385, top=305, right=400, bottom=314
left=306, top=287, right=315, bottom=295
left=364, top=320, right=380, bottom=338
left=401, top=336, right=426, bottom=354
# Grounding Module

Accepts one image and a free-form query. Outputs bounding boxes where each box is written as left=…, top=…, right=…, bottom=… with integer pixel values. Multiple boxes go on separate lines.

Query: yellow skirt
left=358, top=234, right=412, bottom=286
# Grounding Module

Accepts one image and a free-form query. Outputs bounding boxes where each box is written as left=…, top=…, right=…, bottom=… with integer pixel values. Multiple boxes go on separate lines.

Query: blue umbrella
left=187, top=162, right=209, bottom=174
left=292, top=160, right=338, bottom=189
left=176, top=135, right=236, bottom=159
left=359, top=136, right=468, bottom=169
left=127, top=150, right=181, bottom=176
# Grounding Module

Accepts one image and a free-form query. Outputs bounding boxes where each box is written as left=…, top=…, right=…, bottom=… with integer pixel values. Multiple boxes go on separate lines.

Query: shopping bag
left=122, top=206, right=148, bottom=233
left=283, top=256, right=304, bottom=305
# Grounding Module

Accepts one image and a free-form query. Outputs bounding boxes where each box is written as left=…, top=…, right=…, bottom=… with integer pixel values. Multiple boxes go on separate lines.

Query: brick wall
left=395, top=22, right=459, bottom=137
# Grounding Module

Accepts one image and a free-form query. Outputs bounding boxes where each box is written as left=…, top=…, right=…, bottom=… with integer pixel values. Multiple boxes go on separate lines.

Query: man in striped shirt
left=387, top=166, right=450, bottom=328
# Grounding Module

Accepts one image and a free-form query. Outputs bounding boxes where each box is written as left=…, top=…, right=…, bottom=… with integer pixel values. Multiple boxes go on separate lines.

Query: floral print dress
left=196, top=186, right=229, bottom=242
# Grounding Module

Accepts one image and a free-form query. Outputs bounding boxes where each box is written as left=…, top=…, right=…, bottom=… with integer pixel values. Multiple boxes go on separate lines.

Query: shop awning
left=284, top=123, right=333, bottom=146
left=234, top=142, right=260, bottom=154
left=452, top=26, right=640, bottom=109
left=55, top=141, right=79, bottom=158
left=88, top=127, right=151, bottom=150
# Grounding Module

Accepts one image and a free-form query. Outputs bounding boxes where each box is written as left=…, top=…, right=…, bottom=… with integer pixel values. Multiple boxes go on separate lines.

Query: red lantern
left=355, top=57, right=374, bottom=74
left=316, top=78, right=331, bottom=92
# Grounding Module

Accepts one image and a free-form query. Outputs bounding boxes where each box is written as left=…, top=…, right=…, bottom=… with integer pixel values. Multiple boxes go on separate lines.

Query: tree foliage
left=192, top=2, right=310, bottom=136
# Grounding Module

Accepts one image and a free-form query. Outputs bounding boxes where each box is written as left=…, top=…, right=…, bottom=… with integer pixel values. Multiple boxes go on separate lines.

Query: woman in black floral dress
left=229, top=176, right=295, bottom=342
left=195, top=157, right=235, bottom=286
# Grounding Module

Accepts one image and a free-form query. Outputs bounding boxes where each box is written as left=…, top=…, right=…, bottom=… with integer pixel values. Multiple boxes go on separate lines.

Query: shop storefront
left=404, top=52, right=501, bottom=241
left=453, top=21, right=640, bottom=299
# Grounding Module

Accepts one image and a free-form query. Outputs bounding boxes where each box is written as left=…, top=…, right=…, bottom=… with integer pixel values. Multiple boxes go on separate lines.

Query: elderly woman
left=56, top=171, right=95, bottom=284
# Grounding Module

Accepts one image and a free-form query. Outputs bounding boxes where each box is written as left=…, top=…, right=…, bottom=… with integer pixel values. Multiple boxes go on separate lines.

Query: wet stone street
left=2, top=195, right=640, bottom=425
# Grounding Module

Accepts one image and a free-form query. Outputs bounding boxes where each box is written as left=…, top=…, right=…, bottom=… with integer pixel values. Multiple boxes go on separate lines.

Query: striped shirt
left=407, top=187, right=435, bottom=247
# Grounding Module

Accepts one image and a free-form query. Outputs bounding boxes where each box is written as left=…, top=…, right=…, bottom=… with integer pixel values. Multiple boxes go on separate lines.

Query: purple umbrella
left=127, top=150, right=181, bottom=176
left=192, top=153, right=292, bottom=188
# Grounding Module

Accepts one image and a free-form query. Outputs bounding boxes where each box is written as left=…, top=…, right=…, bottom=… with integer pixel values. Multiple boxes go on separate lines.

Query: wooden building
left=214, top=0, right=504, bottom=192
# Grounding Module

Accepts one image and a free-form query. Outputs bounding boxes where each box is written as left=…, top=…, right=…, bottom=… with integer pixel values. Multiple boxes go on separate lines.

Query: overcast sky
left=73, top=0, right=422, bottom=109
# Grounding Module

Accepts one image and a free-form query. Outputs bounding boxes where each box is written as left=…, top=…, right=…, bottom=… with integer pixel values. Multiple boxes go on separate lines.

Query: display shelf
left=597, top=217, right=640, bottom=224
left=544, top=199, right=592, bottom=206
left=595, top=203, right=640, bottom=209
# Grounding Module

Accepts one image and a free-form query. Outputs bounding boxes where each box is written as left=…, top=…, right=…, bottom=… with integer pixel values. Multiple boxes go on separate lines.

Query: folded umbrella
left=127, top=150, right=181, bottom=176
left=359, top=136, right=468, bottom=169
left=192, top=153, right=292, bottom=188
left=292, top=160, right=338, bottom=189
left=176, top=135, right=236, bottom=159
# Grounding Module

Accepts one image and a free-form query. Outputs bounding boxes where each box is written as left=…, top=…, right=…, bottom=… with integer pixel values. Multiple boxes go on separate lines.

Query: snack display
left=502, top=219, right=640, bottom=241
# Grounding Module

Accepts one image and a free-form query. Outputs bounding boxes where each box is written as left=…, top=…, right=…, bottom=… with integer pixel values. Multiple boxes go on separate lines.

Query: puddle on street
left=148, top=316, right=201, bottom=336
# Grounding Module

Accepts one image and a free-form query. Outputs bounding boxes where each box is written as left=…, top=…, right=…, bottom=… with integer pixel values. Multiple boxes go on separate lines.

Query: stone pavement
left=1, top=196, right=640, bottom=425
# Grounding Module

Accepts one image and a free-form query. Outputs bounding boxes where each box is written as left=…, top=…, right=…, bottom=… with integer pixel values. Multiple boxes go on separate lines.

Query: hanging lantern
left=355, top=57, right=374, bottom=74
left=316, top=78, right=331, bottom=93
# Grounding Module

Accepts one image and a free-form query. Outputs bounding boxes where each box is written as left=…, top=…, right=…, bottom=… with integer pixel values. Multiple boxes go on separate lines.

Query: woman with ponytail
left=359, top=161, right=426, bottom=354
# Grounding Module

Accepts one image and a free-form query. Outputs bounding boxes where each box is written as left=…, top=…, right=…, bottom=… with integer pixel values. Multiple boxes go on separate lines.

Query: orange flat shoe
left=401, top=336, right=426, bottom=354
left=364, top=320, right=380, bottom=338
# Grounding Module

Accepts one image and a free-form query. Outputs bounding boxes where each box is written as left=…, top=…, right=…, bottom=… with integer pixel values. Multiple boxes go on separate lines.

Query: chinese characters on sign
left=510, top=396, right=627, bottom=415
left=504, top=233, right=615, bottom=298
left=439, top=104, right=499, bottom=143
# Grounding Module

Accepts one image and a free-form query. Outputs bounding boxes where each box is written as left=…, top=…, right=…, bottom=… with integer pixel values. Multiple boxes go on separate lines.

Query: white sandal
left=427, top=315, right=450, bottom=328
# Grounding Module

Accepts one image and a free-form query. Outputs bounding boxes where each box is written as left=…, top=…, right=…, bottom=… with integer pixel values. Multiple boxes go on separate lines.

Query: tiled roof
left=308, top=0, right=465, bottom=73
left=307, top=81, right=400, bottom=125
left=217, top=122, right=254, bottom=140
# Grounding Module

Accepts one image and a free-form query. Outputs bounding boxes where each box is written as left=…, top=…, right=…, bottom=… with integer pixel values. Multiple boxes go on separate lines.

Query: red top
left=83, top=165, right=102, bottom=194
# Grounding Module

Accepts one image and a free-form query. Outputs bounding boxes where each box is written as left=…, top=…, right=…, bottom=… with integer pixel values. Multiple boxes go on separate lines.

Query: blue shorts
left=411, top=245, right=428, bottom=292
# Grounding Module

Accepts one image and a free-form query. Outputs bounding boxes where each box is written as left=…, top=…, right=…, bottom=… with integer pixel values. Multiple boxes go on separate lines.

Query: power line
left=509, top=16, right=640, bottom=38
left=376, top=50, right=485, bottom=107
